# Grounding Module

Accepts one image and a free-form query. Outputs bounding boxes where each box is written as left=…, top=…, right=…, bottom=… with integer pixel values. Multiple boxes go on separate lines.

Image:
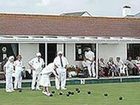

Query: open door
left=47, top=43, right=57, bottom=64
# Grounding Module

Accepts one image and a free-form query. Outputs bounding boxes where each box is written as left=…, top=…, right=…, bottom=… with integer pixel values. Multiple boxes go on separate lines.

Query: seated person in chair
left=135, top=56, right=140, bottom=74
left=98, top=58, right=108, bottom=77
left=125, top=57, right=139, bottom=76
left=115, top=57, right=126, bottom=76
left=107, top=57, right=119, bottom=77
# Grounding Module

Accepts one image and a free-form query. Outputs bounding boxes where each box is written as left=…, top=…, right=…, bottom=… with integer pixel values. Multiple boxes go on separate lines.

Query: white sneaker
left=42, top=91, right=47, bottom=95
left=56, top=87, right=60, bottom=90
left=61, top=87, right=67, bottom=90
left=36, top=88, right=41, bottom=90
left=31, top=87, right=35, bottom=91
left=46, top=93, right=51, bottom=96
left=6, top=90, right=12, bottom=92
left=42, top=91, right=51, bottom=96
left=11, top=89, right=15, bottom=92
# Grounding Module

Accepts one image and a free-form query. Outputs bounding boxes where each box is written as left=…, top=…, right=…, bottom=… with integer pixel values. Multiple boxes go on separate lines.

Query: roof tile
left=0, top=13, right=140, bottom=37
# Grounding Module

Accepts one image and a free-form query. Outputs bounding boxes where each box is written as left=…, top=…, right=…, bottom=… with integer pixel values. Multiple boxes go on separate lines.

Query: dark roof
left=60, top=11, right=92, bottom=16
left=0, top=13, right=140, bottom=37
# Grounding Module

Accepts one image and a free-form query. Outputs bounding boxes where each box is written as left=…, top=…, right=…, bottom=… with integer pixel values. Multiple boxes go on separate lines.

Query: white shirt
left=116, top=60, right=124, bottom=68
left=85, top=51, right=95, bottom=63
left=135, top=60, right=140, bottom=65
left=41, top=63, right=56, bottom=75
left=99, top=61, right=106, bottom=68
left=14, top=60, right=23, bottom=71
left=4, top=61, right=14, bottom=74
left=82, top=60, right=87, bottom=67
left=29, top=57, right=44, bottom=72
left=53, top=56, right=69, bottom=68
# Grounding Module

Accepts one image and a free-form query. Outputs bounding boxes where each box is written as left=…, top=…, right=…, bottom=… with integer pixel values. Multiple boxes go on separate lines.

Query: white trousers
left=6, top=73, right=13, bottom=91
left=31, top=71, right=41, bottom=90
left=14, top=70, right=22, bottom=89
left=55, top=68, right=66, bottom=90
left=86, top=62, right=96, bottom=77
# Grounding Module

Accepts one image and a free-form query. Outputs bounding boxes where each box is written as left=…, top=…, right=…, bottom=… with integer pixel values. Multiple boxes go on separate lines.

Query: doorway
left=39, top=43, right=45, bottom=62
left=47, top=43, right=57, bottom=64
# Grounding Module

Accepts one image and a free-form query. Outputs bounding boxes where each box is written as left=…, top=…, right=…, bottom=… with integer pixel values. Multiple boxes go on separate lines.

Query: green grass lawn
left=0, top=82, right=140, bottom=105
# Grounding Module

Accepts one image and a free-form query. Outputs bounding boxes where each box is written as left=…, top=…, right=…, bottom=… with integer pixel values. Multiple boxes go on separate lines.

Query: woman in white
left=40, top=63, right=58, bottom=96
left=4, top=56, right=15, bottom=92
left=14, top=55, right=23, bottom=90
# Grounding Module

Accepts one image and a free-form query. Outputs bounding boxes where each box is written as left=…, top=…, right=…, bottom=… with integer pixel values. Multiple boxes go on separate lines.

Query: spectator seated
left=125, top=57, right=139, bottom=76
left=67, top=65, right=80, bottom=78
left=107, top=57, right=119, bottom=77
left=98, top=58, right=108, bottom=77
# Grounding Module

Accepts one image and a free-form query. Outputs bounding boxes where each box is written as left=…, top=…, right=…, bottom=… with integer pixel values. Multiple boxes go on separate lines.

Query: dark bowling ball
left=19, top=89, right=22, bottom=92
left=71, top=92, right=74, bottom=95
left=88, top=91, right=91, bottom=94
left=104, top=93, right=108, bottom=96
left=68, top=91, right=71, bottom=94
left=52, top=91, right=55, bottom=94
left=59, top=92, right=63, bottom=95
left=76, top=88, right=79, bottom=91
left=50, top=94, right=53, bottom=97
left=66, top=94, right=70, bottom=97
left=119, top=97, right=123, bottom=100
left=77, top=90, right=80, bottom=93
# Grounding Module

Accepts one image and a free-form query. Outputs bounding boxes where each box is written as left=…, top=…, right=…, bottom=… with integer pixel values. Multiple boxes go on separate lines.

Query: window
left=127, top=44, right=140, bottom=59
left=75, top=43, right=96, bottom=61
left=0, top=43, right=18, bottom=62
left=0, top=43, right=18, bottom=71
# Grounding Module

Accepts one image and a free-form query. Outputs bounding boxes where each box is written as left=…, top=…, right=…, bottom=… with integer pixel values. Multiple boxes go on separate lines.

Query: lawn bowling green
left=0, top=82, right=140, bottom=105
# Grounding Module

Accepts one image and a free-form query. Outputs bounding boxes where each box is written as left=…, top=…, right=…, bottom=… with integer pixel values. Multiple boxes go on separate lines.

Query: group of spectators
left=98, top=56, right=140, bottom=77
left=74, top=47, right=140, bottom=78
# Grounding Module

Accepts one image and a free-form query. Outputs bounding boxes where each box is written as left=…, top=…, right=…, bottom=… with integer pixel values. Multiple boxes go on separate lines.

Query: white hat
left=36, top=52, right=41, bottom=56
left=57, top=51, right=63, bottom=55
left=9, top=56, right=14, bottom=60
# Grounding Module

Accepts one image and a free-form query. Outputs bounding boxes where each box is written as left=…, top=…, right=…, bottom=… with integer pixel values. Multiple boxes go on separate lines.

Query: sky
left=0, top=0, right=139, bottom=17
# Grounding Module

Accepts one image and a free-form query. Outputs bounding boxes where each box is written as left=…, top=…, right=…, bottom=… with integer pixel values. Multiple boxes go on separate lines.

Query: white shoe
left=6, top=90, right=12, bottom=92
left=42, top=91, right=47, bottom=95
left=42, top=91, right=51, bottom=96
left=61, top=87, right=67, bottom=90
left=31, top=87, right=35, bottom=91
left=56, top=87, right=60, bottom=90
left=46, top=93, right=51, bottom=96
left=36, top=88, right=41, bottom=90
left=11, top=89, right=15, bottom=92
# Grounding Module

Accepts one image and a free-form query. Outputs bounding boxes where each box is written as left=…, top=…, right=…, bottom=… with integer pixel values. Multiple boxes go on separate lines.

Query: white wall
left=98, top=43, right=127, bottom=63
left=65, top=43, right=81, bottom=67
left=65, top=43, right=75, bottom=65
left=19, top=43, right=39, bottom=68
left=18, top=43, right=127, bottom=69
left=57, top=43, right=64, bottom=53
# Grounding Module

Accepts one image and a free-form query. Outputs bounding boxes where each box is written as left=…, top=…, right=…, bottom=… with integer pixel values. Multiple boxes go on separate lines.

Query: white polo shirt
left=29, top=57, right=44, bottom=72
left=53, top=56, right=69, bottom=68
left=4, top=61, right=14, bottom=74
left=85, top=51, right=95, bottom=63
